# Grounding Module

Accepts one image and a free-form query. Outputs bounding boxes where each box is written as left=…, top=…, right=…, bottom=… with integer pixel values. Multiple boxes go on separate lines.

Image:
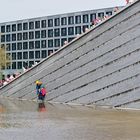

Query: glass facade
left=68, top=27, right=74, bottom=35
left=54, top=18, right=60, bottom=26
left=75, top=15, right=81, bottom=24
left=98, top=12, right=104, bottom=19
left=83, top=14, right=89, bottom=23
left=68, top=16, right=74, bottom=25
left=48, top=19, right=53, bottom=27
left=61, top=28, right=67, bottom=36
left=35, top=21, right=40, bottom=29
left=61, top=17, right=67, bottom=25
left=75, top=26, right=81, bottom=34
left=48, top=29, right=53, bottom=37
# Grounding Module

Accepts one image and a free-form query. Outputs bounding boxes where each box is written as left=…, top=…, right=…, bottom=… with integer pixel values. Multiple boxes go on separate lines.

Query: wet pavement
left=0, top=98, right=140, bottom=140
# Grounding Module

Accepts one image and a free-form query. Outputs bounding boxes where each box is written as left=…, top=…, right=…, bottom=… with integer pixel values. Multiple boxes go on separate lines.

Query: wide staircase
left=0, top=0, right=140, bottom=109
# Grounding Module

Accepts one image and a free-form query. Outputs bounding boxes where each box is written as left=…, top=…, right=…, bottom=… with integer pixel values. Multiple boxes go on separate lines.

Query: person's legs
left=42, top=95, right=46, bottom=101
left=38, top=94, right=42, bottom=100
left=38, top=94, right=45, bottom=101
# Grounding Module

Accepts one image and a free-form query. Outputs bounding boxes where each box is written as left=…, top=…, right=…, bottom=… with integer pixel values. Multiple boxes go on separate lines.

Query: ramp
left=0, top=0, right=140, bottom=109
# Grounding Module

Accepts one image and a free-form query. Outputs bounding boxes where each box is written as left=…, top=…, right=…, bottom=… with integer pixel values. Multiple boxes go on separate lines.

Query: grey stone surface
left=0, top=0, right=140, bottom=109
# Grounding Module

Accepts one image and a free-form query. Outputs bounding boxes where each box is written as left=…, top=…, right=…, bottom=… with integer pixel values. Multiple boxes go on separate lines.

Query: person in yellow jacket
left=35, top=80, right=42, bottom=96
left=35, top=80, right=47, bottom=101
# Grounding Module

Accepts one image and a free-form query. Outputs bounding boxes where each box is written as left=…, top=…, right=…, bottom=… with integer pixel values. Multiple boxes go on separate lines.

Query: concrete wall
left=0, top=0, right=140, bottom=109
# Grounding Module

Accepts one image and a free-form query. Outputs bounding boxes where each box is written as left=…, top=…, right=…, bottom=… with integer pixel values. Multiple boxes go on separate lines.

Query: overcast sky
left=0, top=0, right=126, bottom=23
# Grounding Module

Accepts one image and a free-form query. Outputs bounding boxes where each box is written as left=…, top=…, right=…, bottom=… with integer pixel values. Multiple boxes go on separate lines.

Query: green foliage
left=0, top=45, right=11, bottom=70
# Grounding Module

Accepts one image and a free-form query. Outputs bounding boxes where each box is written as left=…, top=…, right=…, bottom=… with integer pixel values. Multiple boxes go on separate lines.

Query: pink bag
left=41, top=88, right=47, bottom=96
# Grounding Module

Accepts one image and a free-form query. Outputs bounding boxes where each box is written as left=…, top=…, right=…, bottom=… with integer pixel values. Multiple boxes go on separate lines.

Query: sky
left=0, top=0, right=126, bottom=23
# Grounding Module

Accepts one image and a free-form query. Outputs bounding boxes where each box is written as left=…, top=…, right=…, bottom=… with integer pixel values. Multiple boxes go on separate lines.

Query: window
left=41, top=20, right=46, bottom=28
left=1, top=26, right=5, bottom=33
left=48, top=40, right=53, bottom=48
left=1, top=35, right=5, bottom=42
left=54, top=39, right=60, bottom=47
left=12, top=62, right=16, bottom=69
left=106, top=11, right=112, bottom=16
left=61, top=28, right=67, bottom=36
left=12, top=34, right=16, bottom=41
left=68, top=37, right=75, bottom=42
left=35, top=41, right=40, bottom=49
left=48, top=29, right=53, bottom=37
left=75, top=26, right=81, bottom=34
left=75, top=15, right=81, bottom=24
left=41, top=30, right=46, bottom=38
left=23, top=22, right=28, bottom=30
left=35, top=51, right=40, bottom=58
left=6, top=25, right=11, bottom=32
left=68, top=27, right=74, bottom=35
left=12, top=53, right=16, bottom=60
left=98, top=12, right=104, bottom=19
left=23, top=61, right=28, bottom=69
left=23, top=32, right=28, bottom=40
left=17, top=23, right=22, bottom=31
left=23, top=52, right=28, bottom=59
left=6, top=34, right=10, bottom=42
left=12, top=43, right=16, bottom=50
left=12, top=24, right=16, bottom=32
left=17, top=33, right=22, bottom=40
left=83, top=14, right=89, bottom=23
left=29, top=41, right=34, bottom=49
left=6, top=44, right=11, bottom=51
left=54, top=28, right=60, bottom=37
left=29, top=61, right=34, bottom=67
left=35, top=21, right=40, bottom=29
left=48, top=19, right=53, bottom=27
left=41, top=50, right=47, bottom=58
left=54, top=18, right=60, bottom=26
left=17, top=42, right=22, bottom=50
left=29, top=51, right=34, bottom=59
left=29, top=31, right=34, bottom=39
left=68, top=16, right=74, bottom=25
left=61, top=17, right=67, bottom=25
left=35, top=31, right=40, bottom=39
left=29, top=22, right=34, bottom=29
left=17, top=62, right=22, bottom=69
left=41, top=40, right=46, bottom=48
left=17, top=52, right=22, bottom=60
left=90, top=14, right=96, bottom=22
left=83, top=25, right=89, bottom=32
left=61, top=38, right=67, bottom=46
left=23, top=42, right=28, bottom=50
left=48, top=50, right=53, bottom=55
left=6, top=61, right=11, bottom=69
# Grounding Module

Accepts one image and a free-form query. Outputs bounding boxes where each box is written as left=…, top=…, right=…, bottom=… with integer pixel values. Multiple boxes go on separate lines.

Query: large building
left=0, top=7, right=120, bottom=75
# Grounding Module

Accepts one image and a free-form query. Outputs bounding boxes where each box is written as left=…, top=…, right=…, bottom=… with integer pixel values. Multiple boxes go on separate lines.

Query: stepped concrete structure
left=0, top=0, right=140, bottom=109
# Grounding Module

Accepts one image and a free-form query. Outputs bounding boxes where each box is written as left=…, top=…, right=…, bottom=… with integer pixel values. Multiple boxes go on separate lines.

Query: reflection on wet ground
left=0, top=98, right=140, bottom=140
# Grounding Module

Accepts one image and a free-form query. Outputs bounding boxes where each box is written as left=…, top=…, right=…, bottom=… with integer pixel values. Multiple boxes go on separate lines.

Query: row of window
left=9, top=50, right=49, bottom=60
left=1, top=11, right=113, bottom=33
left=47, top=25, right=88, bottom=37
left=2, top=37, right=74, bottom=51
left=39, top=12, right=111, bottom=27
left=1, top=30, right=46, bottom=42
left=3, top=41, right=46, bottom=51
left=6, top=49, right=55, bottom=69
left=6, top=61, right=36, bottom=69
left=1, top=25, right=88, bottom=42
left=1, top=20, right=46, bottom=33
left=11, top=61, right=36, bottom=69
